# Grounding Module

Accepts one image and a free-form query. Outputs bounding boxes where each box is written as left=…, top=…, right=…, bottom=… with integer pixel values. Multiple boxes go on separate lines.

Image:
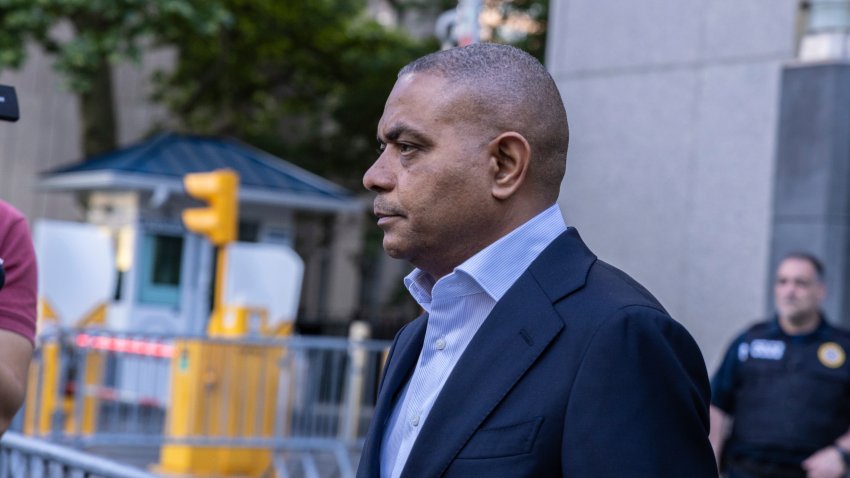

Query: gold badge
left=818, top=342, right=846, bottom=369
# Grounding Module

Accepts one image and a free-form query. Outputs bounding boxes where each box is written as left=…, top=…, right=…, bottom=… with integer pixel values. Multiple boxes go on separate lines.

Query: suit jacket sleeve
left=562, top=305, right=717, bottom=477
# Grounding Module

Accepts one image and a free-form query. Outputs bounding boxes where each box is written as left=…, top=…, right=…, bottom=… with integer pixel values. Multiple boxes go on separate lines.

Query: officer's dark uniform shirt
left=711, top=315, right=850, bottom=467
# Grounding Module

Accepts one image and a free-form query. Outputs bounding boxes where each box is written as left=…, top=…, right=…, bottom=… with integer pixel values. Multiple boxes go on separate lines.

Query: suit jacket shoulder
left=358, top=228, right=717, bottom=478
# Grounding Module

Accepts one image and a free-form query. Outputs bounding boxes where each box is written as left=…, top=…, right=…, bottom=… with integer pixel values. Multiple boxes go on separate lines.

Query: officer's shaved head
left=775, top=252, right=826, bottom=328
left=780, top=251, right=824, bottom=282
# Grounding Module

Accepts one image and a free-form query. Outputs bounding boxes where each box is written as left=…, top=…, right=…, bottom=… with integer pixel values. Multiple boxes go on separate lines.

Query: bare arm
left=709, top=405, right=730, bottom=467
left=836, top=430, right=850, bottom=454
left=0, top=204, right=38, bottom=435
left=801, top=427, right=850, bottom=478
left=0, top=329, right=33, bottom=434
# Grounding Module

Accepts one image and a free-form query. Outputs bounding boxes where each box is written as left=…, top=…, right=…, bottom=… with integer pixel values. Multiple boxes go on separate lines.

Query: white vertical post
left=339, top=321, right=370, bottom=441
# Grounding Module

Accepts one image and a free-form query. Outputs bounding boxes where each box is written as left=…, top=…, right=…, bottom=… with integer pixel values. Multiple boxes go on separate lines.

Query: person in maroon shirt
left=0, top=199, right=36, bottom=434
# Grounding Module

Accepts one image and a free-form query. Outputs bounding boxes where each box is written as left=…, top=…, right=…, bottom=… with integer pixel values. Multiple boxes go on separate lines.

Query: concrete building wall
left=548, top=0, right=801, bottom=368
left=0, top=44, right=81, bottom=222
left=0, top=45, right=172, bottom=222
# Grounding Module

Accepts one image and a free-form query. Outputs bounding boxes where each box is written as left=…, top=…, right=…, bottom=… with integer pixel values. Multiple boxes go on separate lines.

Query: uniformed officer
left=710, top=252, right=850, bottom=478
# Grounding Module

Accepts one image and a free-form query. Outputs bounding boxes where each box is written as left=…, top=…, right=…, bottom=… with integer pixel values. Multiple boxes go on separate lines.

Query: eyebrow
left=379, top=122, right=432, bottom=146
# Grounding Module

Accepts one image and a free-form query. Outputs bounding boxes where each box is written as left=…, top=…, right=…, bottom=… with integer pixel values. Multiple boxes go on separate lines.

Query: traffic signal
left=182, top=169, right=239, bottom=245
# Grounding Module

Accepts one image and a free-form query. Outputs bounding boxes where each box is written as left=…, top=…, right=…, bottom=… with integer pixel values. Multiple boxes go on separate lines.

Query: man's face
left=774, top=258, right=825, bottom=322
left=363, top=73, right=497, bottom=278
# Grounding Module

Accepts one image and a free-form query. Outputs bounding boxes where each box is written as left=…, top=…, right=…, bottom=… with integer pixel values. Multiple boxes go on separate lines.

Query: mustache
left=372, top=198, right=405, bottom=217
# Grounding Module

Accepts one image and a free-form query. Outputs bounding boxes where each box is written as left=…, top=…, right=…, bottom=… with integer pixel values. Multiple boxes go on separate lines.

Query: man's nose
left=363, top=154, right=394, bottom=193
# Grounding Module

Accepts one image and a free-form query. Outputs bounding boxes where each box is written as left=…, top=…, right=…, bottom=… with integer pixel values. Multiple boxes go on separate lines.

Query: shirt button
left=410, top=415, right=420, bottom=427
left=435, top=338, right=446, bottom=350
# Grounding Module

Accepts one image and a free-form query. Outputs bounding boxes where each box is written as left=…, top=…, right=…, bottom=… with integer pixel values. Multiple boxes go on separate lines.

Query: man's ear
left=488, top=132, right=531, bottom=200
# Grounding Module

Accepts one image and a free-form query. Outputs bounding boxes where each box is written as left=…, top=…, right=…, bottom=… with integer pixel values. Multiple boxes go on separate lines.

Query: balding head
left=398, top=43, right=569, bottom=201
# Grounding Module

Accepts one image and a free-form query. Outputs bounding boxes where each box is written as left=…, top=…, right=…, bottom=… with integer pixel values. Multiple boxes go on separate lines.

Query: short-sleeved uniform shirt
left=711, top=316, right=850, bottom=466
left=0, top=200, right=37, bottom=344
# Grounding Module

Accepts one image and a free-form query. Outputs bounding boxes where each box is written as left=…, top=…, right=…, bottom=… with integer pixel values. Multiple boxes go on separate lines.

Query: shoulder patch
left=818, top=342, right=846, bottom=369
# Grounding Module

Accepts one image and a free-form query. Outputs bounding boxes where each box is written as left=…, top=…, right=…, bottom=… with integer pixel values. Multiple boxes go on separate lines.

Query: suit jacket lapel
left=378, top=315, right=429, bottom=413
left=398, top=229, right=596, bottom=478
left=398, top=278, right=561, bottom=477
left=359, top=314, right=428, bottom=476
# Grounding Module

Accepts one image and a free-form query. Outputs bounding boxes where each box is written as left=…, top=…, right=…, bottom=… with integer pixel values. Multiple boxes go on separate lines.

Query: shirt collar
left=404, top=203, right=567, bottom=309
left=770, top=312, right=831, bottom=340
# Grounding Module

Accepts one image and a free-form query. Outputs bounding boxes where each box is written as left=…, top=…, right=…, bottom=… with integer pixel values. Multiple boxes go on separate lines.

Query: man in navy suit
left=358, top=42, right=717, bottom=478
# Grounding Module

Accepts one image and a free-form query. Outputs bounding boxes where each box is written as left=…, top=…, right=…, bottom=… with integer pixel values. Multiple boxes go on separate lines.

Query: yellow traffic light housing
left=182, top=170, right=239, bottom=246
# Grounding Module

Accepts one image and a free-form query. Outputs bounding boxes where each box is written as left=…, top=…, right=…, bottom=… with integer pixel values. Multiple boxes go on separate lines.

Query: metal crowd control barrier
left=0, top=431, right=162, bottom=478
left=23, top=327, right=391, bottom=478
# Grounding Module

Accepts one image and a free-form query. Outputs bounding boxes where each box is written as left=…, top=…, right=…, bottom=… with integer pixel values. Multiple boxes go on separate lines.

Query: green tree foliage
left=0, top=0, right=231, bottom=155
left=153, top=0, right=436, bottom=187
left=0, top=0, right=546, bottom=180
left=486, top=0, right=548, bottom=62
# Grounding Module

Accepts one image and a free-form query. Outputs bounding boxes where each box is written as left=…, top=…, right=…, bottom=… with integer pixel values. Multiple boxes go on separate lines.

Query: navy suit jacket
left=357, top=228, right=718, bottom=477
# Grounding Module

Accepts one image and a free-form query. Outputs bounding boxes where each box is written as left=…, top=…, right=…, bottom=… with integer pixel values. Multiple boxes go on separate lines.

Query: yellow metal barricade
left=207, top=305, right=294, bottom=338
left=66, top=337, right=104, bottom=436
left=25, top=301, right=107, bottom=437
left=24, top=340, right=60, bottom=436
left=158, top=333, right=284, bottom=477
left=22, top=316, right=391, bottom=477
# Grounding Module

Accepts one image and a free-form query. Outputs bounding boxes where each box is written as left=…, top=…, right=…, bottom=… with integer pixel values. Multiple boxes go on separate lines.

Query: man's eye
left=376, top=141, right=386, bottom=155
left=399, top=144, right=415, bottom=154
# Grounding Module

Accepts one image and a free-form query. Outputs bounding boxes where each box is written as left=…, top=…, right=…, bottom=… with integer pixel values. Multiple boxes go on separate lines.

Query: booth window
left=138, top=233, right=184, bottom=307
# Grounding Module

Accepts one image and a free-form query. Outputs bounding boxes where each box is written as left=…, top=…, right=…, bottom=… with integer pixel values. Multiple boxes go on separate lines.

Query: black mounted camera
left=0, top=85, right=19, bottom=122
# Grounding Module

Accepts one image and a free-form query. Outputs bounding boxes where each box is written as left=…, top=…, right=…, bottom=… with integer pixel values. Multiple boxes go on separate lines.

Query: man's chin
left=381, top=238, right=409, bottom=261
left=777, top=308, right=798, bottom=319
left=780, top=310, right=818, bottom=325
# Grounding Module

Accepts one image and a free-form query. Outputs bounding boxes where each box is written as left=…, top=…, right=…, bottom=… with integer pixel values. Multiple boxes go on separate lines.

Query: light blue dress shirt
left=379, top=204, right=568, bottom=478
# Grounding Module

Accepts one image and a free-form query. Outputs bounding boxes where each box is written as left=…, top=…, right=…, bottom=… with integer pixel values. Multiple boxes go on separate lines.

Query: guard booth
left=25, top=133, right=379, bottom=477
left=38, top=132, right=364, bottom=336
